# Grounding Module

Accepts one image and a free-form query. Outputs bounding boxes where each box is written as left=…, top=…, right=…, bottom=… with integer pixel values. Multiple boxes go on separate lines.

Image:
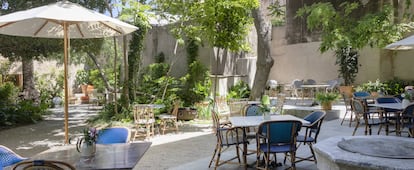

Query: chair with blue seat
left=0, top=145, right=27, bottom=169
left=244, top=104, right=263, bottom=116
left=256, top=120, right=302, bottom=170
left=351, top=99, right=387, bottom=136
left=400, top=104, right=414, bottom=137
left=353, top=91, right=371, bottom=98
left=96, top=127, right=131, bottom=144
left=208, top=111, right=245, bottom=169
left=376, top=97, right=401, bottom=135
left=294, top=111, right=326, bottom=164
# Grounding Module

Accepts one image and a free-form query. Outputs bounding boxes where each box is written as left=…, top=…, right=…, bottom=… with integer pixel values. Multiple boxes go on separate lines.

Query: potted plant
left=355, top=79, right=388, bottom=97
left=315, top=92, right=340, bottom=110
left=75, top=70, right=90, bottom=96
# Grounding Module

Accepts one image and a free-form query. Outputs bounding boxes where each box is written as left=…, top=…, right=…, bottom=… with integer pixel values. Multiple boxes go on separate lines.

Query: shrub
left=383, top=78, right=414, bottom=95
left=355, top=79, right=388, bottom=94
left=0, top=82, right=48, bottom=127
left=227, top=81, right=250, bottom=99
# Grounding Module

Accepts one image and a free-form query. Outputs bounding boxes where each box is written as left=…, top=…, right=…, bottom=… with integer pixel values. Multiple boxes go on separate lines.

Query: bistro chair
left=133, top=104, right=156, bottom=141
left=96, top=127, right=131, bottom=144
left=227, top=98, right=248, bottom=117
left=158, top=100, right=180, bottom=135
left=376, top=97, right=402, bottom=135
left=325, top=79, right=338, bottom=93
left=208, top=111, right=245, bottom=170
left=353, top=91, right=371, bottom=98
left=351, top=99, right=387, bottom=136
left=12, top=160, right=75, bottom=170
left=244, top=104, right=262, bottom=116
left=340, top=93, right=354, bottom=127
left=400, top=104, right=414, bottom=137
left=294, top=111, right=326, bottom=164
left=291, top=79, right=303, bottom=99
left=256, top=120, right=302, bottom=170
left=0, top=145, right=27, bottom=169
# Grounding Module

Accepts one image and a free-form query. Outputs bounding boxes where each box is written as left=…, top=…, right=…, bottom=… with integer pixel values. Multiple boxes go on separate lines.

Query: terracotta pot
left=339, top=86, right=353, bottom=98
left=321, top=102, right=332, bottom=110
left=87, top=85, right=94, bottom=94
left=81, top=85, right=88, bottom=96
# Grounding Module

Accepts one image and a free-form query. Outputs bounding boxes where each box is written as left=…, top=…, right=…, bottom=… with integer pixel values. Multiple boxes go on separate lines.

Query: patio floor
left=0, top=99, right=408, bottom=170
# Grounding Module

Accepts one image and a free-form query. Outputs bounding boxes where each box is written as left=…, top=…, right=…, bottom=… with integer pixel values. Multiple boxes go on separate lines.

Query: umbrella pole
left=63, top=22, right=69, bottom=144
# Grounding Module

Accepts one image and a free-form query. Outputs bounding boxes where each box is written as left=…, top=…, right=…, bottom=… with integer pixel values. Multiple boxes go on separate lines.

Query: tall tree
left=154, top=0, right=258, bottom=105
left=250, top=0, right=274, bottom=100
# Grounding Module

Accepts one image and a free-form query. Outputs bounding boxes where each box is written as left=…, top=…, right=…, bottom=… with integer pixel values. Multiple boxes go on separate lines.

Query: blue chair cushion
left=96, top=128, right=129, bottom=144
left=296, top=135, right=314, bottom=142
left=0, top=146, right=26, bottom=167
left=259, top=143, right=296, bottom=153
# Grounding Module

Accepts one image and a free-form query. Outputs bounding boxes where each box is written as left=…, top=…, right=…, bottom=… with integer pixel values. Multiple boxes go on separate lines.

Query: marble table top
left=30, top=142, right=151, bottom=170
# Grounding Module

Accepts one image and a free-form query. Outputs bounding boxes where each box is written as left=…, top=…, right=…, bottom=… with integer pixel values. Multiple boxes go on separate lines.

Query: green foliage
left=227, top=81, right=251, bottom=99
left=89, top=69, right=105, bottom=92
left=154, top=0, right=258, bottom=51
left=335, top=47, right=359, bottom=85
left=136, top=63, right=180, bottom=110
left=0, top=82, right=19, bottom=106
left=383, top=78, right=414, bottom=95
left=268, top=1, right=285, bottom=26
left=315, top=92, right=340, bottom=104
left=75, top=70, right=90, bottom=86
left=89, top=102, right=133, bottom=123
left=179, top=61, right=211, bottom=107
left=177, top=39, right=211, bottom=107
left=355, top=79, right=388, bottom=93
left=0, top=82, right=48, bottom=127
left=119, top=0, right=152, bottom=103
left=297, top=2, right=412, bottom=85
left=35, top=70, right=64, bottom=107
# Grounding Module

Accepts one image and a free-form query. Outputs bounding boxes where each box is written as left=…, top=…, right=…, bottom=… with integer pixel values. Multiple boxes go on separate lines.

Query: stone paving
left=0, top=100, right=409, bottom=170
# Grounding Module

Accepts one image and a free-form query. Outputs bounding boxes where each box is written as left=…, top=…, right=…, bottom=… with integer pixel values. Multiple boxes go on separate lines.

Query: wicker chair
left=13, top=160, right=75, bottom=170
left=208, top=111, right=245, bottom=170
left=351, top=99, right=387, bottom=136
left=133, top=104, right=156, bottom=141
left=158, top=100, right=180, bottom=135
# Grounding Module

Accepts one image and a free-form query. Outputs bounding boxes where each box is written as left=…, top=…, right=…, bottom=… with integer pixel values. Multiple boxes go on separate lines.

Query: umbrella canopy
left=385, top=35, right=414, bottom=50
left=0, top=1, right=137, bottom=38
left=0, top=0, right=138, bottom=144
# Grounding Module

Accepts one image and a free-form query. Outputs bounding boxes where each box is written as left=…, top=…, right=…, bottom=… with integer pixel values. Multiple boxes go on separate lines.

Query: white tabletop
left=368, top=103, right=404, bottom=110
left=229, top=115, right=309, bottom=128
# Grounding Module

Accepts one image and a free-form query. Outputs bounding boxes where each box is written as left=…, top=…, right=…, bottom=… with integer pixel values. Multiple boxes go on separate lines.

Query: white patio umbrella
left=0, top=1, right=138, bottom=144
left=385, top=35, right=414, bottom=50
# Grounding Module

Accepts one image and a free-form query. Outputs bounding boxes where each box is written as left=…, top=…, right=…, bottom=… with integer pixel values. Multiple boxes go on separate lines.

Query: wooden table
left=17, top=142, right=151, bottom=170
left=229, top=115, right=309, bottom=168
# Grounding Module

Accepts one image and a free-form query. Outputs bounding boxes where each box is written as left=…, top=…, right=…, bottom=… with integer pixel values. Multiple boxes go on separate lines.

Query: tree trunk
left=87, top=52, right=114, bottom=92
left=251, top=1, right=274, bottom=100
left=22, top=57, right=39, bottom=103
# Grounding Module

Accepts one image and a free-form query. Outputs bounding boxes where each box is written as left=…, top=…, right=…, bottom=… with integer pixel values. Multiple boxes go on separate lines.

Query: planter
left=80, top=96, right=89, bottom=104
left=321, top=102, right=332, bottom=110
left=339, top=86, right=353, bottom=98
left=87, top=85, right=94, bottom=95
left=81, top=85, right=88, bottom=96
left=177, top=108, right=197, bottom=121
